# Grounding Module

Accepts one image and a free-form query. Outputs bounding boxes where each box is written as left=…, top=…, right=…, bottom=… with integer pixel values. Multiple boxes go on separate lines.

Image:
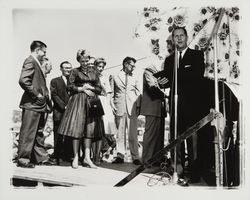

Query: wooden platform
left=12, top=164, right=161, bottom=187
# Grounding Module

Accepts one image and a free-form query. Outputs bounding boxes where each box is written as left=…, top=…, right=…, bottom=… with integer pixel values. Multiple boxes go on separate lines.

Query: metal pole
left=172, top=47, right=179, bottom=182
left=211, top=8, right=225, bottom=187
left=239, top=99, right=244, bottom=187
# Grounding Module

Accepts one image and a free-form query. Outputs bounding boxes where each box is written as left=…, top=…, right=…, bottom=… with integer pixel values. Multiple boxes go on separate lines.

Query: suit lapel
left=117, top=70, right=126, bottom=87
left=30, top=56, right=46, bottom=82
left=59, top=76, right=67, bottom=87
left=181, top=48, right=191, bottom=65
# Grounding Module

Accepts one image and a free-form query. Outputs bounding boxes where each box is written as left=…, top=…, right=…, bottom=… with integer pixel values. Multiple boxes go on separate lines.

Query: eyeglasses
left=128, top=63, right=136, bottom=68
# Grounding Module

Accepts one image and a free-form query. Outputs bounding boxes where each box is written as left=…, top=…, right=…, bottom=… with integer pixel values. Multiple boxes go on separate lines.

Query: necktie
left=179, top=51, right=182, bottom=68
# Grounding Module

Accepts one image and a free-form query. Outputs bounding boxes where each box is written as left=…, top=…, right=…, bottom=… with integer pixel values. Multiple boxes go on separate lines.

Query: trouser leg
left=128, top=115, right=139, bottom=160
left=115, top=115, right=126, bottom=159
left=32, top=112, right=49, bottom=163
left=142, top=116, right=165, bottom=164
left=17, top=109, right=41, bottom=164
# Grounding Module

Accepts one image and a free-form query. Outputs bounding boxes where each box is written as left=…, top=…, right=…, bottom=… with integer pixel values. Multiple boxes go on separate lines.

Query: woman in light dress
left=93, top=58, right=117, bottom=164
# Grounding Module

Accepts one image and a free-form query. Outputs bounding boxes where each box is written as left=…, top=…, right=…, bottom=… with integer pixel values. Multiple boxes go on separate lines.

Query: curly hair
left=76, top=49, right=90, bottom=62
left=94, top=57, right=107, bottom=67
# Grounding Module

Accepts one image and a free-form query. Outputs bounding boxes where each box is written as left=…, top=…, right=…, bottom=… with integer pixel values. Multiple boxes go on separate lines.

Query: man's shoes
left=17, top=161, right=35, bottom=168
left=177, top=178, right=189, bottom=187
left=38, top=158, right=56, bottom=166
left=112, top=157, right=124, bottom=164
left=190, top=176, right=201, bottom=183
left=133, top=159, right=142, bottom=165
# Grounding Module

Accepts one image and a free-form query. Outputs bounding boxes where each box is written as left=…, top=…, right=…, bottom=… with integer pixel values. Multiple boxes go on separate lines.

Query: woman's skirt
left=57, top=93, right=104, bottom=140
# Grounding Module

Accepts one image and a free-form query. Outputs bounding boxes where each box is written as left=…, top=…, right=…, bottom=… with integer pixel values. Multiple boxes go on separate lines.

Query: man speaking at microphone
left=157, top=27, right=210, bottom=185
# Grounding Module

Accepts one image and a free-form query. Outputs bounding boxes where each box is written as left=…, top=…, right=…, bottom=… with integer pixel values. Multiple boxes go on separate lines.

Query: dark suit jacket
left=140, top=66, right=165, bottom=117
left=50, top=76, right=70, bottom=122
left=163, top=48, right=207, bottom=123
left=19, top=55, right=51, bottom=113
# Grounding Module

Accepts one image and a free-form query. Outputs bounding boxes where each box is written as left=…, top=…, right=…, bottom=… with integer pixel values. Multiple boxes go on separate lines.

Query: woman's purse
left=87, top=96, right=105, bottom=117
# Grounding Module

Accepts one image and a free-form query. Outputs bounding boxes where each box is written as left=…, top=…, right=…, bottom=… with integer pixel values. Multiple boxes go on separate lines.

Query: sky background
left=12, top=8, right=150, bottom=110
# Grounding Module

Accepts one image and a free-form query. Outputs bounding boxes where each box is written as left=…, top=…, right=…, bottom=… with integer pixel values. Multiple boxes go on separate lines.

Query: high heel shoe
left=72, top=156, right=78, bottom=169
left=82, top=160, right=98, bottom=169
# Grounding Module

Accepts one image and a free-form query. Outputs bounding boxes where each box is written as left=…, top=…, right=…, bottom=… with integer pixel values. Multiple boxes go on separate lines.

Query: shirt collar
left=61, top=75, right=68, bottom=84
left=178, top=47, right=188, bottom=58
left=31, top=54, right=41, bottom=67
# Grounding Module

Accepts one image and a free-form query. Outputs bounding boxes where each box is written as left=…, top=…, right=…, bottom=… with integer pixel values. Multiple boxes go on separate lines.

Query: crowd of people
left=15, top=41, right=144, bottom=170
left=15, top=26, right=240, bottom=186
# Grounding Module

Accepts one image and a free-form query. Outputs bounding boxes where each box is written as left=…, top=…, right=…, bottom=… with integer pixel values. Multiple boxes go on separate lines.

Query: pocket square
left=184, top=65, right=191, bottom=68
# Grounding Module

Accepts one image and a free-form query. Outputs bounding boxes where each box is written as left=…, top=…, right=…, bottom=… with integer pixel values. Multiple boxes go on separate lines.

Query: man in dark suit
left=17, top=40, right=55, bottom=168
left=140, top=65, right=166, bottom=165
left=158, top=27, right=209, bottom=183
left=50, top=61, right=72, bottom=163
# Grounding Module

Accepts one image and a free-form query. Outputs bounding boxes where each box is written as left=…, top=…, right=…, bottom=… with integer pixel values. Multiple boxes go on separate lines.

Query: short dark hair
left=122, top=56, right=136, bottom=68
left=30, top=40, right=47, bottom=52
left=60, top=61, right=71, bottom=68
left=171, top=27, right=188, bottom=38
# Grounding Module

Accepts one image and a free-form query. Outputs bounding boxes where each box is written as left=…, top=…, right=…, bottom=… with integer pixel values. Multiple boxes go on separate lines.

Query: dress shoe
left=72, top=156, right=78, bottom=169
left=39, top=158, right=56, bottom=166
left=82, top=159, right=98, bottom=169
left=133, top=159, right=142, bottom=165
left=190, top=176, right=201, bottom=183
left=17, top=161, right=35, bottom=168
left=112, top=157, right=124, bottom=164
left=177, top=178, right=189, bottom=187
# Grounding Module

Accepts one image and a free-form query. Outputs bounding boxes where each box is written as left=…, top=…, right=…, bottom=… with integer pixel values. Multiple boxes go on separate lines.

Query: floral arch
left=134, top=6, right=240, bottom=85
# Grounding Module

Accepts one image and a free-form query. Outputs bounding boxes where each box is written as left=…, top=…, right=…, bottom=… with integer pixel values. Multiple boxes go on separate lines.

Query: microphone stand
left=172, top=47, right=179, bottom=183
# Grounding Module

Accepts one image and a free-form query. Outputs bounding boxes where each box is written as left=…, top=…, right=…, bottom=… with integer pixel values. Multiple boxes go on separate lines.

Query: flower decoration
left=235, top=39, right=240, bottom=56
left=166, top=14, right=186, bottom=33
left=145, top=18, right=162, bottom=31
left=166, top=39, right=174, bottom=53
left=218, top=23, right=230, bottom=45
left=206, top=60, right=223, bottom=74
left=226, top=7, right=240, bottom=21
left=194, top=23, right=202, bottom=32
left=136, top=7, right=240, bottom=83
left=151, top=39, right=160, bottom=55
left=198, top=37, right=209, bottom=51
left=218, top=32, right=228, bottom=41
left=142, top=7, right=161, bottom=32
left=143, top=7, right=159, bottom=18
left=230, top=61, right=240, bottom=78
left=201, top=6, right=216, bottom=15
left=173, top=14, right=185, bottom=26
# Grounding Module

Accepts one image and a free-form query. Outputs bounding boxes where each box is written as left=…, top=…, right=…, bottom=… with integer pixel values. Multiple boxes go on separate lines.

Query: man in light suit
left=140, top=65, right=166, bottom=165
left=158, top=27, right=209, bottom=184
left=110, top=56, right=141, bottom=165
left=17, top=40, right=55, bottom=168
left=50, top=61, right=72, bottom=164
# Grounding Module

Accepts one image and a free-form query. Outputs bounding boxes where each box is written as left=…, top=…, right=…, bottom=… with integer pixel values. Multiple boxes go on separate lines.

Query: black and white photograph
left=0, top=0, right=249, bottom=199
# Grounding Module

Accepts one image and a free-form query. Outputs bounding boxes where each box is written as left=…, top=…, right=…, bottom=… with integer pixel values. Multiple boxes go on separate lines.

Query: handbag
left=87, top=96, right=105, bottom=117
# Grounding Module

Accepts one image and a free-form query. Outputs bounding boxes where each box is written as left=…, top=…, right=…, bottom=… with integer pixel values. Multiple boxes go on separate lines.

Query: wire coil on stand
left=147, top=154, right=173, bottom=186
